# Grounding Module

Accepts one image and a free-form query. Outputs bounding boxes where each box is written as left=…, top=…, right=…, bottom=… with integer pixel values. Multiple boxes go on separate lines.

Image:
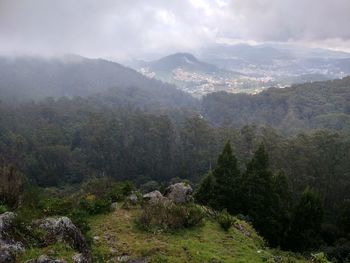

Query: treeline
left=202, top=76, right=350, bottom=134
left=0, top=94, right=350, bottom=260
left=196, top=142, right=324, bottom=251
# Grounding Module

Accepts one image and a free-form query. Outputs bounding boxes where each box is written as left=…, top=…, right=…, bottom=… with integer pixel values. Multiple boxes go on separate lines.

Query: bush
left=0, top=204, right=8, bottom=213
left=69, top=209, right=91, bottom=235
left=78, top=195, right=111, bottom=215
left=217, top=209, right=235, bottom=231
left=38, top=197, right=75, bottom=216
left=138, top=202, right=205, bottom=231
left=108, top=181, right=134, bottom=202
left=311, top=252, right=330, bottom=263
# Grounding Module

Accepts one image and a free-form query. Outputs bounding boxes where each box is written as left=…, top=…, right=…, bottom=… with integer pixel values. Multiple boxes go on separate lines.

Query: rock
left=142, top=190, right=165, bottom=204
left=93, top=236, right=100, bottom=242
left=164, top=183, right=193, bottom=204
left=126, top=194, right=138, bottom=205
left=117, top=255, right=130, bottom=262
left=110, top=202, right=118, bottom=211
left=72, top=253, right=86, bottom=263
left=29, top=254, right=67, bottom=263
left=25, top=254, right=67, bottom=263
left=0, top=212, right=25, bottom=261
left=0, top=247, right=15, bottom=263
left=36, top=217, right=92, bottom=263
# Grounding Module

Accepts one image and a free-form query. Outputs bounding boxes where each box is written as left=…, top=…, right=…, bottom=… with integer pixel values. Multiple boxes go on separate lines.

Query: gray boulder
left=126, top=193, right=138, bottom=205
left=0, top=212, right=25, bottom=262
left=0, top=247, right=15, bottom=263
left=37, top=217, right=91, bottom=263
left=25, top=254, right=67, bottom=263
left=164, top=183, right=193, bottom=204
left=142, top=191, right=165, bottom=204
left=110, top=202, right=118, bottom=211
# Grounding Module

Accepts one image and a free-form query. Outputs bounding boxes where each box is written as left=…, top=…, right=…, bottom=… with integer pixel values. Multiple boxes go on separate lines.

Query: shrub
left=38, top=197, right=75, bottom=216
left=108, top=181, right=134, bottom=202
left=78, top=195, right=111, bottom=215
left=311, top=252, right=330, bottom=263
left=138, top=202, right=205, bottom=231
left=69, top=209, right=91, bottom=235
left=217, top=209, right=235, bottom=231
left=0, top=204, right=8, bottom=213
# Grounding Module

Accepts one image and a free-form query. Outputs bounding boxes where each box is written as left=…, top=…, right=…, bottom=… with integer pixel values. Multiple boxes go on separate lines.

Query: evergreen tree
left=212, top=141, right=241, bottom=213
left=194, top=170, right=215, bottom=206
left=288, top=187, right=323, bottom=251
left=271, top=171, right=292, bottom=247
left=241, top=144, right=276, bottom=244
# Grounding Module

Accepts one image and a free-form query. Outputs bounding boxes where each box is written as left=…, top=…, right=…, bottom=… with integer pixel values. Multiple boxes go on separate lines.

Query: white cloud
left=0, top=0, right=349, bottom=59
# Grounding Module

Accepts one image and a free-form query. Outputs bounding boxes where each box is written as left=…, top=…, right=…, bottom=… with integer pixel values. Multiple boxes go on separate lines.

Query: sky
left=0, top=0, right=350, bottom=60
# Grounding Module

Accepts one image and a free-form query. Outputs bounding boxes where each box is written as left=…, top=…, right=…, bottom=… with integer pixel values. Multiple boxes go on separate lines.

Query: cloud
left=229, top=0, right=350, bottom=41
left=0, top=0, right=349, bottom=59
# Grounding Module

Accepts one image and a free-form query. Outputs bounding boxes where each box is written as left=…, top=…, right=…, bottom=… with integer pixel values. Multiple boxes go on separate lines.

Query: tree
left=240, top=144, right=278, bottom=244
left=271, top=171, right=292, bottom=247
left=194, top=170, right=215, bottom=206
left=0, top=164, right=25, bottom=208
left=288, top=187, right=323, bottom=251
left=211, top=141, right=241, bottom=213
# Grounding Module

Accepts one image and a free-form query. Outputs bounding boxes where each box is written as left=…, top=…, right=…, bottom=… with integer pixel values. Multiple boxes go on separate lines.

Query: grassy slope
left=89, top=207, right=308, bottom=263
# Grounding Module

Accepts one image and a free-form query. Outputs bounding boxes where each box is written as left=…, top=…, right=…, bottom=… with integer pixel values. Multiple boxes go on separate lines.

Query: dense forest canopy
left=202, top=76, right=350, bottom=134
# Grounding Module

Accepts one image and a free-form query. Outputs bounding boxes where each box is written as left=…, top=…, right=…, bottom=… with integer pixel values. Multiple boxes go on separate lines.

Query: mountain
left=147, top=52, right=221, bottom=73
left=134, top=45, right=350, bottom=98
left=135, top=53, right=250, bottom=97
left=198, top=43, right=350, bottom=85
left=0, top=55, right=196, bottom=109
left=202, top=76, right=350, bottom=134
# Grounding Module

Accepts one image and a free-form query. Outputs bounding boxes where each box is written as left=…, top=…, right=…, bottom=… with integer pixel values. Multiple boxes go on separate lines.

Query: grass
left=16, top=243, right=76, bottom=263
left=89, top=207, right=308, bottom=263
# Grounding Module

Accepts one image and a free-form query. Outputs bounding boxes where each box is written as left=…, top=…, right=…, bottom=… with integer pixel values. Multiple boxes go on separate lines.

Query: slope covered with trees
left=202, top=77, right=350, bottom=134
left=0, top=55, right=196, bottom=109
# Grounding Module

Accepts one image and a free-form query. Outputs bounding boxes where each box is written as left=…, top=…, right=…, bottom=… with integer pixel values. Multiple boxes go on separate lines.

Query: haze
left=1, top=0, right=350, bottom=61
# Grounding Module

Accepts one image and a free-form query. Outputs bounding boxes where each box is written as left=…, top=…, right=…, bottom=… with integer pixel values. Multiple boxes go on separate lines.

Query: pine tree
left=212, top=141, right=241, bottom=213
left=271, top=171, right=292, bottom=247
left=288, top=187, right=323, bottom=251
left=241, top=144, right=276, bottom=243
left=194, top=170, right=215, bottom=206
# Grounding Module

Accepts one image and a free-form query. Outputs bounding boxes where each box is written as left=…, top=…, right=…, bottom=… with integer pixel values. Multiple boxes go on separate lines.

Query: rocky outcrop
left=25, top=254, right=67, bottom=263
left=0, top=212, right=25, bottom=263
left=126, top=194, right=138, bottom=205
left=0, top=247, right=15, bottom=263
left=110, top=202, right=118, bottom=211
left=36, top=217, right=91, bottom=263
left=164, top=183, right=193, bottom=204
left=142, top=190, right=165, bottom=204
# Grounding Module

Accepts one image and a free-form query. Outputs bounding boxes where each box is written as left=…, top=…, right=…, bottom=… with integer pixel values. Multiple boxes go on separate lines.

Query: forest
left=0, top=59, right=350, bottom=261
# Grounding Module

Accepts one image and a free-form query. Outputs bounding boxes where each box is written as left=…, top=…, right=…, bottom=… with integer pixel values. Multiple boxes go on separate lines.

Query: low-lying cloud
left=0, top=0, right=349, bottom=59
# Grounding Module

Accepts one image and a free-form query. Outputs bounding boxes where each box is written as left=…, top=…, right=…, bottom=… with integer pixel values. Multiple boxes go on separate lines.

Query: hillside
left=0, top=55, right=196, bottom=109
left=16, top=206, right=307, bottom=263
left=202, top=76, right=350, bottom=134
left=136, top=53, right=250, bottom=97
left=199, top=43, right=350, bottom=84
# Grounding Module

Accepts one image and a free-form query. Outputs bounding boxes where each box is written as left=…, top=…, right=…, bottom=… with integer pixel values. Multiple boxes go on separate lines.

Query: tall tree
left=212, top=141, right=241, bottom=213
left=241, top=144, right=277, bottom=243
left=288, top=187, right=323, bottom=251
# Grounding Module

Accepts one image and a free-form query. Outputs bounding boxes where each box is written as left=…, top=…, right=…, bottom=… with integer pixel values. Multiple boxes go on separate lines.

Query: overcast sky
left=1, top=0, right=350, bottom=60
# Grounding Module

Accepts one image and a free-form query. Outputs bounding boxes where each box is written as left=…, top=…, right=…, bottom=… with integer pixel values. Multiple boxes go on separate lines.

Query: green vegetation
left=1, top=76, right=350, bottom=261
left=89, top=206, right=307, bottom=263
left=202, top=77, right=350, bottom=134
left=138, top=203, right=205, bottom=231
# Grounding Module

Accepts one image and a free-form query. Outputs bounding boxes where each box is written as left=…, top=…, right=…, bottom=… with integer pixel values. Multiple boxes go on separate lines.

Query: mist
left=0, top=0, right=349, bottom=61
